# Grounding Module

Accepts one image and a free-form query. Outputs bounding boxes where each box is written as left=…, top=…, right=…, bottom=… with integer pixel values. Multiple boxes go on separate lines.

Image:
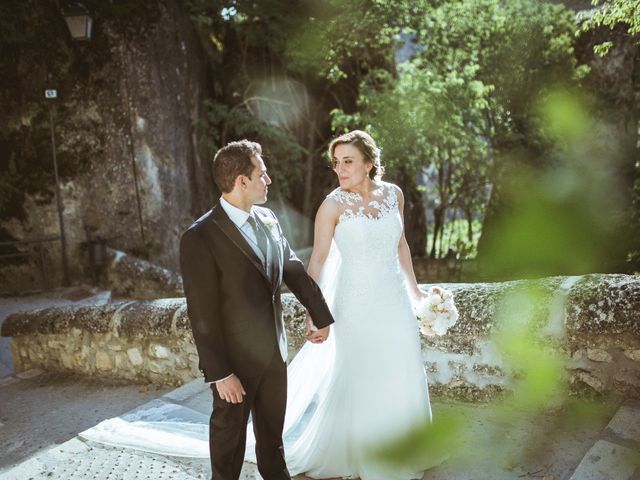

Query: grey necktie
left=248, top=215, right=286, bottom=360
left=247, top=214, right=268, bottom=263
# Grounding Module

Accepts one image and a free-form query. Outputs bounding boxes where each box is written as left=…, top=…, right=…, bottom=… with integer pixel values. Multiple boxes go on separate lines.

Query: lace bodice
left=326, top=182, right=404, bottom=281
left=327, top=183, right=399, bottom=223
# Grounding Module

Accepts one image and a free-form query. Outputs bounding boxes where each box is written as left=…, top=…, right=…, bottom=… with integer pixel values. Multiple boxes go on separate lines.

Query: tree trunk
left=430, top=205, right=443, bottom=259
left=300, top=115, right=318, bottom=246
left=398, top=168, right=427, bottom=257
left=465, top=206, right=473, bottom=243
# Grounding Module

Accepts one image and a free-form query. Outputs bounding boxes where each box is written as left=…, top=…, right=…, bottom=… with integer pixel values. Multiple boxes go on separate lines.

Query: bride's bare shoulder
left=379, top=181, right=403, bottom=199
left=325, top=187, right=343, bottom=200
left=318, top=189, right=343, bottom=216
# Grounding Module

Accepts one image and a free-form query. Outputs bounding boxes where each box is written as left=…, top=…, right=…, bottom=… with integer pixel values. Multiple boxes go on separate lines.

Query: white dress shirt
left=219, top=196, right=266, bottom=263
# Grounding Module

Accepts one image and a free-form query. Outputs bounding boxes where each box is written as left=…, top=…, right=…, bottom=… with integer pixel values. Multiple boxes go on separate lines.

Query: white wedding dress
left=80, top=182, right=432, bottom=480
left=245, top=182, right=432, bottom=479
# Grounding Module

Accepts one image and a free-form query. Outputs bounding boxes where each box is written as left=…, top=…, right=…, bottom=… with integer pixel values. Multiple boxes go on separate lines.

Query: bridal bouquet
left=415, top=286, right=459, bottom=336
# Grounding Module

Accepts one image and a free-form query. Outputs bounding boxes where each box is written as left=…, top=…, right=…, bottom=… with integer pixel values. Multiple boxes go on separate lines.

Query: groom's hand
left=215, top=374, right=246, bottom=404
left=306, top=325, right=330, bottom=344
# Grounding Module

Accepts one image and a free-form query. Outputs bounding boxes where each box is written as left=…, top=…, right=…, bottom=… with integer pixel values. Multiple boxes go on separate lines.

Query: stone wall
left=2, top=274, right=639, bottom=398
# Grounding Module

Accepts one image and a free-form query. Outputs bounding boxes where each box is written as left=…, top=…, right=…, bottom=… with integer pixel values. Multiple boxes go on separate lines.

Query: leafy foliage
left=580, top=0, right=640, bottom=56
left=332, top=0, right=586, bottom=259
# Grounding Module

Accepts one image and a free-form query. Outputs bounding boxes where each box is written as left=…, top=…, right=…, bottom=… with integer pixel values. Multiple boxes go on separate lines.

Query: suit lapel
left=210, top=204, right=272, bottom=288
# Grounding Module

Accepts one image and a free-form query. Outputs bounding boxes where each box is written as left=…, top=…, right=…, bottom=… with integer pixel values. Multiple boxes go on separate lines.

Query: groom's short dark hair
left=212, top=140, right=262, bottom=193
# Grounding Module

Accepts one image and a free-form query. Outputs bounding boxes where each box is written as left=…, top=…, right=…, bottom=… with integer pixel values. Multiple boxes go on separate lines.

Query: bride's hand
left=305, top=313, right=318, bottom=337
left=430, top=286, right=443, bottom=296
left=413, top=287, right=428, bottom=305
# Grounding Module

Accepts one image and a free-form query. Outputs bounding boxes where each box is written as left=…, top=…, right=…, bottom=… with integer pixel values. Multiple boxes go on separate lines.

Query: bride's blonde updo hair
left=328, top=130, right=384, bottom=180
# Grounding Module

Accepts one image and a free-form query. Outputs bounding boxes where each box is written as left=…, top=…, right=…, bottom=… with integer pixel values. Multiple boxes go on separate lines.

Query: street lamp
left=42, top=3, right=93, bottom=286
left=44, top=89, right=70, bottom=286
left=62, top=2, right=93, bottom=41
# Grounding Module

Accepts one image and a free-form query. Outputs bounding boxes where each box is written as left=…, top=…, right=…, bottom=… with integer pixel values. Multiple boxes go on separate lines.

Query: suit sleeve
left=180, top=228, right=232, bottom=382
left=277, top=218, right=335, bottom=329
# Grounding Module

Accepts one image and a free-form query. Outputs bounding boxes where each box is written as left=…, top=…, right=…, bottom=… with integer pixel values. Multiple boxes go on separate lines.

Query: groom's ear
left=234, top=174, right=247, bottom=192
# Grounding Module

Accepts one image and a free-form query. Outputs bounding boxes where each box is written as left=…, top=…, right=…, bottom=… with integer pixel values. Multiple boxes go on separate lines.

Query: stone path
left=0, top=372, right=622, bottom=480
left=0, top=370, right=172, bottom=473
left=569, top=400, right=640, bottom=480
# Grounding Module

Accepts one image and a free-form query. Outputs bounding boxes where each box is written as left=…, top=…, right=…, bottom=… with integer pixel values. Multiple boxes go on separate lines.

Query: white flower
left=261, top=217, right=279, bottom=238
left=414, top=286, right=459, bottom=336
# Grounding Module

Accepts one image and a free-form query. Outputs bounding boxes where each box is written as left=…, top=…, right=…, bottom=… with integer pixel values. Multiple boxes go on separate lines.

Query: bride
left=246, top=130, right=433, bottom=480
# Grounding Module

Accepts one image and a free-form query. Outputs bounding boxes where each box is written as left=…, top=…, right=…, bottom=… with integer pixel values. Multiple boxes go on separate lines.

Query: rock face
left=0, top=1, right=213, bottom=293
left=2, top=274, right=639, bottom=399
left=105, top=248, right=183, bottom=299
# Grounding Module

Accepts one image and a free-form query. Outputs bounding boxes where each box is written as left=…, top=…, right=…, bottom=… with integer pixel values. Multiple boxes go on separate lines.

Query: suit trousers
left=209, top=344, right=290, bottom=480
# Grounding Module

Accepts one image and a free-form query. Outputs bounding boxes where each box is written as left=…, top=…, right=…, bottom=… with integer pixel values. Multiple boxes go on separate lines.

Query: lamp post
left=44, top=89, right=70, bottom=286
left=62, top=2, right=93, bottom=41
left=43, top=3, right=93, bottom=286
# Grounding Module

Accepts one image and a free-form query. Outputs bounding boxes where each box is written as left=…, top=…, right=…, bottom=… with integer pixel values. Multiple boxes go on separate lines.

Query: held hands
left=305, top=314, right=330, bottom=343
left=215, top=374, right=246, bottom=404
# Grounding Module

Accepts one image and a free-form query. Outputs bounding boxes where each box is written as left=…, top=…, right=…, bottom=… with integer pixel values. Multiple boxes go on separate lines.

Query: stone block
left=148, top=343, right=170, bottom=359
left=575, top=371, right=605, bottom=392
left=60, top=352, right=74, bottom=369
left=174, top=355, right=188, bottom=369
left=80, top=344, right=91, bottom=359
left=114, top=352, right=128, bottom=370
left=606, top=405, right=640, bottom=443
left=587, top=348, right=612, bottom=363
left=148, top=361, right=165, bottom=374
left=107, top=339, right=123, bottom=351
left=95, top=351, right=113, bottom=371
left=623, top=349, right=640, bottom=362
left=127, top=347, right=143, bottom=366
left=572, top=349, right=585, bottom=361
left=569, top=440, right=640, bottom=480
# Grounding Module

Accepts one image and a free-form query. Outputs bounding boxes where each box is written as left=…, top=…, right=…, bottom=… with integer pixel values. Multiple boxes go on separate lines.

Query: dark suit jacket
left=180, top=203, right=334, bottom=382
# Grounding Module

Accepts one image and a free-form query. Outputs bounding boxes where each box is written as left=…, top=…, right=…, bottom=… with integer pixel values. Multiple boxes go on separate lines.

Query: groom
left=180, top=140, right=334, bottom=480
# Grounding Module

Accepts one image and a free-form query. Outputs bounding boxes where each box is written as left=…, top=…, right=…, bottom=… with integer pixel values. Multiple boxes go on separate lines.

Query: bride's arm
left=305, top=199, right=338, bottom=342
left=396, top=186, right=424, bottom=303
left=307, top=199, right=338, bottom=282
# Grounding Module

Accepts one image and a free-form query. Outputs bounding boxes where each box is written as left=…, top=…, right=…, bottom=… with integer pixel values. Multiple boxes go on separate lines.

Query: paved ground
left=0, top=372, right=623, bottom=480
left=0, top=370, right=172, bottom=472
left=569, top=400, right=640, bottom=480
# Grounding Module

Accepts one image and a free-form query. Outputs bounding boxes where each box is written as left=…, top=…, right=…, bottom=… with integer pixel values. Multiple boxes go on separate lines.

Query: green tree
left=579, top=0, right=640, bottom=56
left=332, top=59, right=493, bottom=258
left=187, top=0, right=410, bottom=244
left=579, top=0, right=640, bottom=271
left=332, top=0, right=586, bottom=263
left=414, top=0, right=587, bottom=272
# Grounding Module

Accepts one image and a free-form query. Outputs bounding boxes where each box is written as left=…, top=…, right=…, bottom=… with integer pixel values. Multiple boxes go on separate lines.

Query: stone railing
left=2, top=274, right=639, bottom=400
